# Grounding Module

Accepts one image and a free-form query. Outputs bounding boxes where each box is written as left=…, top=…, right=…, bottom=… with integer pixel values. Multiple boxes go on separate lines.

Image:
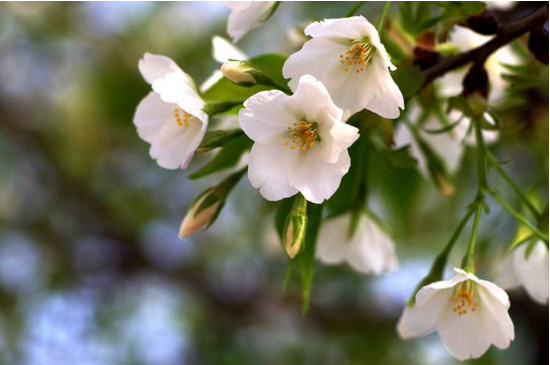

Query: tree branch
left=422, top=5, right=548, bottom=88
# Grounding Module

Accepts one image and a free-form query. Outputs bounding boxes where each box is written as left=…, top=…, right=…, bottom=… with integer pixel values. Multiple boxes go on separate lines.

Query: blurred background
left=0, top=2, right=547, bottom=365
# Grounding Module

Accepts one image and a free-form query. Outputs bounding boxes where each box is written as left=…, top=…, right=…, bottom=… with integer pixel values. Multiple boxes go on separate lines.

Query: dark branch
left=422, top=5, right=549, bottom=88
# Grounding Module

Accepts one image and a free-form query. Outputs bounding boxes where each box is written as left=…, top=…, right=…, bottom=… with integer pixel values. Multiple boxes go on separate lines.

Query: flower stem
left=487, top=187, right=549, bottom=243
left=486, top=152, right=540, bottom=218
left=345, top=1, right=366, bottom=17
left=462, top=119, right=489, bottom=272
left=377, top=1, right=391, bottom=33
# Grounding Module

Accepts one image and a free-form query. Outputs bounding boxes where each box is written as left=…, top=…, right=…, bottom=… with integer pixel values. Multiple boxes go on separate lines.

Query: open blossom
left=225, top=1, right=276, bottom=43
left=316, top=212, right=398, bottom=274
left=134, top=53, right=207, bottom=169
left=393, top=103, right=499, bottom=178
left=397, top=268, right=514, bottom=360
left=282, top=16, right=404, bottom=119
left=238, top=74, right=359, bottom=203
left=496, top=240, right=549, bottom=305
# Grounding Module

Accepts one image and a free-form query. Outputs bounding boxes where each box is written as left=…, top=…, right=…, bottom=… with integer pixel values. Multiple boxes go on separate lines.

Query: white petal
left=283, top=37, right=348, bottom=92
left=495, top=253, right=521, bottom=290
left=225, top=1, right=275, bottom=42
left=305, top=16, right=377, bottom=42
left=362, top=57, right=404, bottom=119
left=321, top=121, right=360, bottom=163
left=316, top=213, right=351, bottom=265
left=138, top=53, right=193, bottom=86
left=239, top=90, right=295, bottom=146
left=133, top=92, right=173, bottom=144
left=397, top=289, right=449, bottom=339
left=475, top=277, right=511, bottom=309
left=477, top=285, right=515, bottom=349
left=288, top=148, right=351, bottom=204
left=149, top=117, right=206, bottom=170
left=247, top=144, right=298, bottom=201
left=212, top=35, right=247, bottom=63
left=152, top=73, right=206, bottom=122
left=513, top=241, right=549, bottom=304
left=347, top=215, right=398, bottom=274
left=437, top=301, right=493, bottom=360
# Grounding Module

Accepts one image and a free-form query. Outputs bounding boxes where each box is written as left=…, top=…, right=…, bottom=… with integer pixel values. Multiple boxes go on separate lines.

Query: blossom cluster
left=132, top=3, right=548, bottom=362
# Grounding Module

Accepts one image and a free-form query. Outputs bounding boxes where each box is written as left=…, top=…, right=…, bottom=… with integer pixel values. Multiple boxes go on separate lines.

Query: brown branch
left=422, top=5, right=549, bottom=88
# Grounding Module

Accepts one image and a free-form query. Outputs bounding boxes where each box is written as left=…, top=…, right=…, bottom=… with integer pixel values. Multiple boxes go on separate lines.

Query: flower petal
left=152, top=73, right=206, bottom=122
left=476, top=285, right=515, bottom=349
left=133, top=92, right=174, bottom=144
left=361, top=57, right=404, bottom=119
left=239, top=90, right=295, bottom=146
left=225, top=1, right=275, bottom=42
left=316, top=214, right=351, bottom=265
left=288, top=148, right=351, bottom=204
left=149, top=117, right=205, bottom=170
left=138, top=53, right=193, bottom=86
left=347, top=215, right=398, bottom=274
left=304, top=16, right=377, bottom=42
left=397, top=289, right=448, bottom=339
left=495, top=253, right=521, bottom=290
left=513, top=241, right=549, bottom=304
left=247, top=144, right=298, bottom=201
left=283, top=37, right=347, bottom=92
left=437, top=301, right=493, bottom=360
left=212, top=35, right=247, bottom=63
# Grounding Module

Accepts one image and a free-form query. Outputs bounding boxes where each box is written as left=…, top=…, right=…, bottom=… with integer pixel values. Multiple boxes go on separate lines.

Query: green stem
left=462, top=201, right=483, bottom=272
left=486, top=152, right=540, bottom=218
left=345, top=1, right=366, bottom=17
left=377, top=1, right=391, bottom=33
left=487, top=188, right=549, bottom=243
left=407, top=208, right=475, bottom=305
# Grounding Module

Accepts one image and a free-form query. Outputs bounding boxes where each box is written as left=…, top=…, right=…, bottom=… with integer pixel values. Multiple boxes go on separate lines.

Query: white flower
left=134, top=53, right=208, bottom=169
left=200, top=36, right=247, bottom=92
left=393, top=103, right=499, bottom=177
left=225, top=1, right=276, bottom=43
left=316, top=212, right=398, bottom=274
left=238, top=75, right=359, bottom=203
left=397, top=268, right=514, bottom=360
left=282, top=16, right=404, bottom=119
left=438, top=26, right=521, bottom=103
left=496, top=240, right=549, bottom=305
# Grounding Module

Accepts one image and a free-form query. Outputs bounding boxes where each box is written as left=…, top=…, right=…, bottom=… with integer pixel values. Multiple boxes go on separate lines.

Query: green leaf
left=189, top=135, right=252, bottom=179
left=384, top=145, right=418, bottom=169
left=197, top=129, right=244, bottom=152
left=392, top=64, right=425, bottom=99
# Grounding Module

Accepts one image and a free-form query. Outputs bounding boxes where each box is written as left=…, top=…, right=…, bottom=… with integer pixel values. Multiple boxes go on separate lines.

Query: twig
left=422, top=5, right=548, bottom=88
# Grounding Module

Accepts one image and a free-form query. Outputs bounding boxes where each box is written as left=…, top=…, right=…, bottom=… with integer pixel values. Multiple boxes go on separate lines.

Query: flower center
left=449, top=282, right=478, bottom=316
left=283, top=120, right=320, bottom=152
left=174, top=108, right=192, bottom=127
left=339, top=38, right=376, bottom=74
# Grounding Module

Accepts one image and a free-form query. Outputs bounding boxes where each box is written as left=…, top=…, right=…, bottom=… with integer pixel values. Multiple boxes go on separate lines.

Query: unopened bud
left=528, top=26, right=549, bottom=64
left=462, top=64, right=489, bottom=100
left=413, top=47, right=441, bottom=70
left=221, top=60, right=256, bottom=86
left=178, top=168, right=246, bottom=239
left=179, top=190, right=223, bottom=238
left=466, top=9, right=500, bottom=35
left=283, top=195, right=308, bottom=259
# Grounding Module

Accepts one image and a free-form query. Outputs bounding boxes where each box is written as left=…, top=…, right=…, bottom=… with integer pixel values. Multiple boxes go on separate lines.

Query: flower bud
left=528, top=26, right=549, bottom=64
left=466, top=9, right=500, bottom=35
left=283, top=195, right=308, bottom=259
left=462, top=64, right=489, bottom=99
left=179, top=190, right=223, bottom=238
left=178, top=168, right=246, bottom=239
left=413, top=47, right=441, bottom=70
left=221, top=60, right=256, bottom=86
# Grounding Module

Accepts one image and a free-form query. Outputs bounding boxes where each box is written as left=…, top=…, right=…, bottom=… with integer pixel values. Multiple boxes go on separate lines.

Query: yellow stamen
left=174, top=108, right=192, bottom=127
left=283, top=120, right=320, bottom=152
left=338, top=38, right=376, bottom=74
